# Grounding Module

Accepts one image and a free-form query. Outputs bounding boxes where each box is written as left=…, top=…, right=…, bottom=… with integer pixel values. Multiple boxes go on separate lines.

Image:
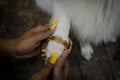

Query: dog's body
left=35, top=0, right=120, bottom=60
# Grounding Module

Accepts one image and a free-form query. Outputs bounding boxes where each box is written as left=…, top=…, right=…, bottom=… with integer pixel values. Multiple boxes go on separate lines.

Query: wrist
left=0, top=38, right=17, bottom=56
left=7, top=38, right=18, bottom=55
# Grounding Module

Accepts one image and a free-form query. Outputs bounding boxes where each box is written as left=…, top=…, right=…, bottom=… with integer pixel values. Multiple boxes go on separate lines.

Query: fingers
left=53, top=49, right=70, bottom=80
left=31, top=49, right=70, bottom=80
left=32, top=23, right=57, bottom=41
left=29, top=25, right=49, bottom=32
left=41, top=41, right=48, bottom=49
left=30, top=59, right=54, bottom=80
left=63, top=60, right=69, bottom=80
left=34, top=29, right=55, bottom=41
left=30, top=70, right=43, bottom=80
left=30, top=62, right=52, bottom=80
left=38, top=59, right=54, bottom=80
left=53, top=60, right=69, bottom=80
left=12, top=47, right=41, bottom=59
left=55, top=49, right=69, bottom=68
left=12, top=52, right=39, bottom=59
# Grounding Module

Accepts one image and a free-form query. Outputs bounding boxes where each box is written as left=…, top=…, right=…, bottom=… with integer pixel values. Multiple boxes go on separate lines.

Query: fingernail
left=42, top=57, right=46, bottom=60
left=69, top=40, right=73, bottom=52
left=41, top=54, right=46, bottom=57
left=41, top=53, right=46, bottom=60
left=49, top=21, right=59, bottom=30
left=41, top=49, right=46, bottom=53
left=49, top=53, right=59, bottom=64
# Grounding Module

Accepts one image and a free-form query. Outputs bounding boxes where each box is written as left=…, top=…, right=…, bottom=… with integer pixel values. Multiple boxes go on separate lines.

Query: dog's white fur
left=35, top=0, right=120, bottom=60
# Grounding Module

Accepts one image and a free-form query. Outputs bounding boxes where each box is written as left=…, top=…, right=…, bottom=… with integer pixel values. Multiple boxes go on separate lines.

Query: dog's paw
left=46, top=40, right=64, bottom=59
left=81, top=44, right=93, bottom=60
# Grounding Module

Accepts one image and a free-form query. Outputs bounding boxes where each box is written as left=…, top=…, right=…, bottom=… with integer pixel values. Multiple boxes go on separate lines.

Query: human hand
left=52, top=50, right=69, bottom=80
left=30, top=49, right=70, bottom=80
left=11, top=25, right=55, bottom=59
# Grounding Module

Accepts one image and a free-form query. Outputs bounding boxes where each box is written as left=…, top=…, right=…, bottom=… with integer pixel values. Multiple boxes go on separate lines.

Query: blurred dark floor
left=0, top=0, right=120, bottom=80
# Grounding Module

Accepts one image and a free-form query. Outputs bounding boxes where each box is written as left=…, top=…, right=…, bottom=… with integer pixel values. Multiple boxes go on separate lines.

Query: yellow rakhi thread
left=48, top=36, right=69, bottom=49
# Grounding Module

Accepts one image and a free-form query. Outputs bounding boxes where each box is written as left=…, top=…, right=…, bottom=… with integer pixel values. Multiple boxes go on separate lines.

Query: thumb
left=40, top=59, right=54, bottom=80
left=30, top=60, right=54, bottom=80
left=34, top=29, right=55, bottom=41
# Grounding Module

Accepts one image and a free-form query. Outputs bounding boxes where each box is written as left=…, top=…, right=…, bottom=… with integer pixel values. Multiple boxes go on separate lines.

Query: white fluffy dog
left=35, top=0, right=120, bottom=60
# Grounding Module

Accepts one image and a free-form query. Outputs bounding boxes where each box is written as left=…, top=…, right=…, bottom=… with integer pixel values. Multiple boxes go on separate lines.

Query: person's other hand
left=12, top=25, right=54, bottom=59
left=52, top=50, right=69, bottom=80
left=30, top=49, right=70, bottom=80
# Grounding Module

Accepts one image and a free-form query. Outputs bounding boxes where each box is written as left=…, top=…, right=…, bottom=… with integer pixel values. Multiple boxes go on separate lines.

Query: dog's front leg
left=46, top=4, right=71, bottom=59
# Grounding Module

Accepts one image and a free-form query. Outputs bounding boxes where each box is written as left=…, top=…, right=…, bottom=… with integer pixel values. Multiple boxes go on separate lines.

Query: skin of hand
left=53, top=50, right=69, bottom=80
left=30, top=49, right=70, bottom=80
left=9, top=25, right=55, bottom=59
